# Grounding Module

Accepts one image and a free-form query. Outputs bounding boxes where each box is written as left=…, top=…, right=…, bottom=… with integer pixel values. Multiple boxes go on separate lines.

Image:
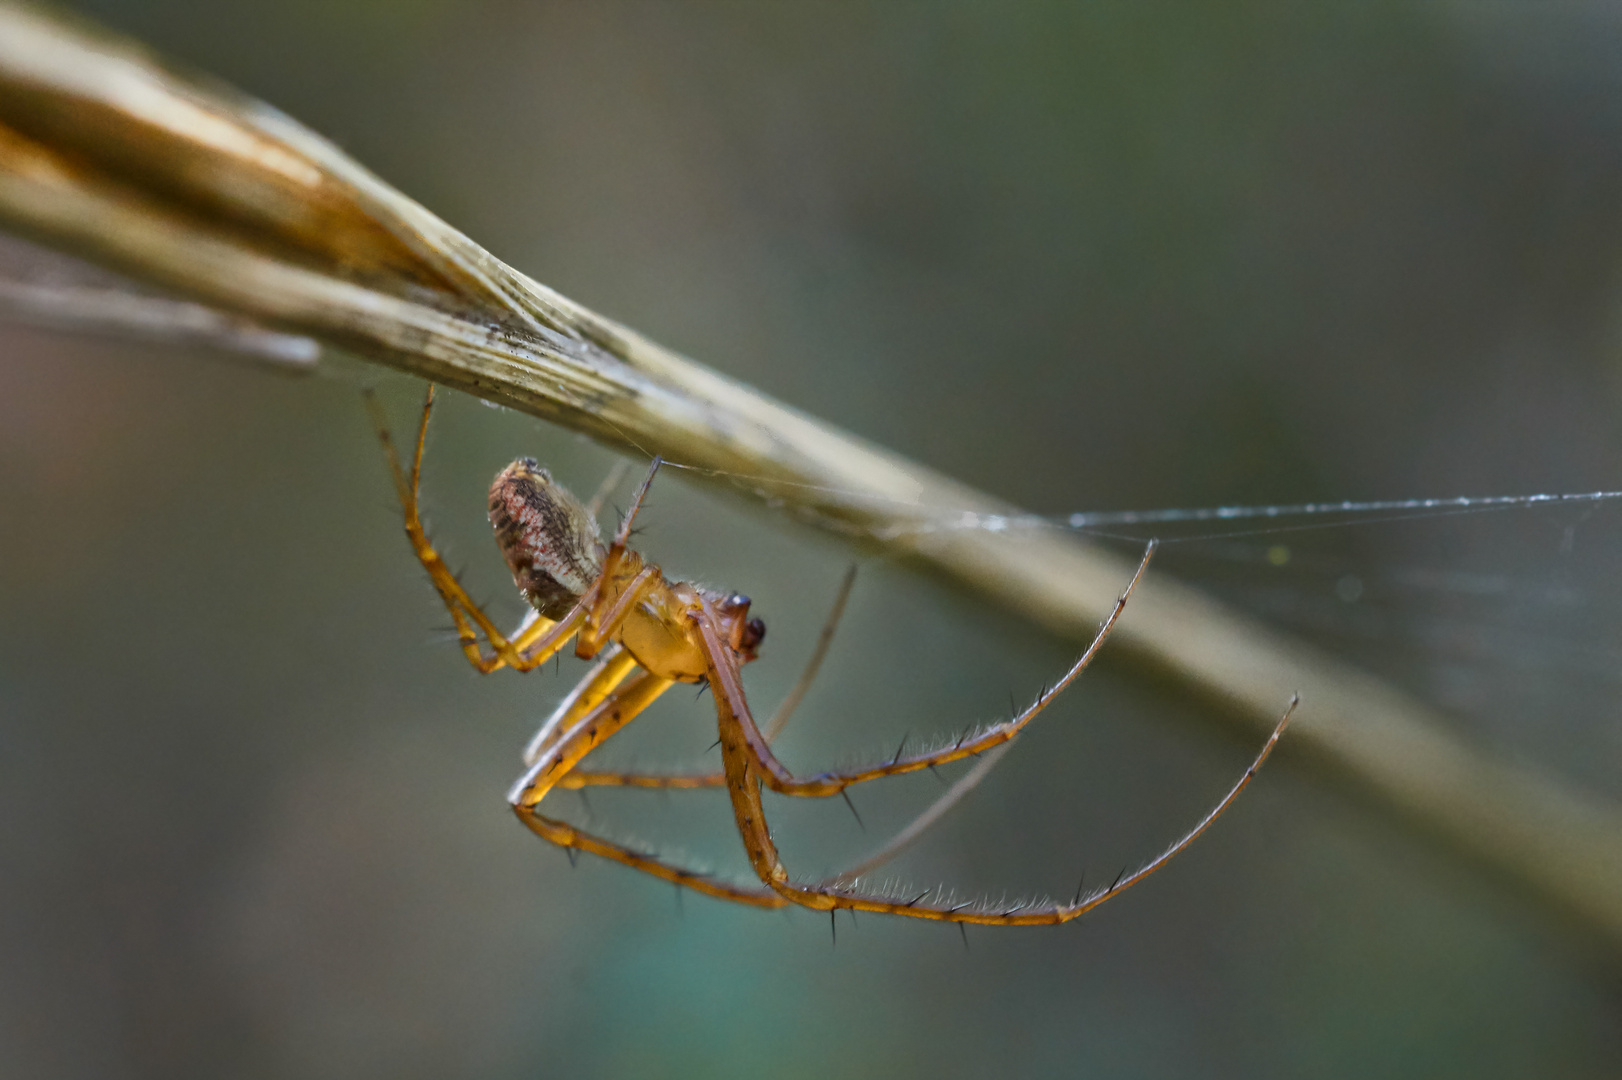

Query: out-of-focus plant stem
left=0, top=2, right=1618, bottom=947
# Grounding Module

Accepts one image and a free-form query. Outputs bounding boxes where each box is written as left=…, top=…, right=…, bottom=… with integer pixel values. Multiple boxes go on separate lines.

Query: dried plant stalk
left=0, top=3, right=1618, bottom=945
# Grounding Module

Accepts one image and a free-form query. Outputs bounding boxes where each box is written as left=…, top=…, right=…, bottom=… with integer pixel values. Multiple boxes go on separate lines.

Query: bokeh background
left=3, top=2, right=1622, bottom=1077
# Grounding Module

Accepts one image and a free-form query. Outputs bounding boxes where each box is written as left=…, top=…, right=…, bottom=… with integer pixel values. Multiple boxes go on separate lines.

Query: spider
left=365, top=386, right=1294, bottom=926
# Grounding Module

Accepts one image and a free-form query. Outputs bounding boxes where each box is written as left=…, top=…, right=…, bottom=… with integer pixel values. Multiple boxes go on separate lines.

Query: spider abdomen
left=488, top=458, right=605, bottom=620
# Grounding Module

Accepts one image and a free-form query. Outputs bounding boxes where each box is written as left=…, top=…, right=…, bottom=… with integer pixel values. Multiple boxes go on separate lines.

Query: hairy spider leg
left=582, top=459, right=634, bottom=521
left=697, top=598, right=1297, bottom=924
left=511, top=642, right=1023, bottom=902
left=365, top=385, right=495, bottom=665
left=760, top=563, right=858, bottom=743
left=567, top=456, right=670, bottom=662
left=703, top=541, right=1156, bottom=801
left=829, top=741, right=1015, bottom=884
left=366, top=386, right=580, bottom=673
left=524, top=643, right=639, bottom=767
left=558, top=544, right=1146, bottom=796
left=508, top=667, right=791, bottom=909
left=510, top=669, right=671, bottom=802
left=560, top=563, right=860, bottom=790
left=577, top=563, right=661, bottom=658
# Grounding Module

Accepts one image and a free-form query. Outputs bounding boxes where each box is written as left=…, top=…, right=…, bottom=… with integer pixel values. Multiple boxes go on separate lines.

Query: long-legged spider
left=366, top=386, right=1294, bottom=926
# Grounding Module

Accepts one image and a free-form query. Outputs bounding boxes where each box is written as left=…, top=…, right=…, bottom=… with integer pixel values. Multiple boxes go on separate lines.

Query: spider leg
left=702, top=611, right=1296, bottom=923
left=554, top=746, right=1016, bottom=891
left=577, top=564, right=661, bottom=658
left=561, top=564, right=860, bottom=790
left=365, top=385, right=586, bottom=674
left=565, top=457, right=674, bottom=665
left=516, top=812, right=788, bottom=908
left=704, top=541, right=1157, bottom=799
left=762, top=563, right=857, bottom=742
left=508, top=665, right=787, bottom=908
left=590, top=457, right=661, bottom=592
left=523, top=642, right=638, bottom=767
left=525, top=640, right=1035, bottom=903
left=828, top=741, right=1015, bottom=883
left=559, top=770, right=726, bottom=790
left=583, top=459, right=633, bottom=522
left=509, top=668, right=672, bottom=810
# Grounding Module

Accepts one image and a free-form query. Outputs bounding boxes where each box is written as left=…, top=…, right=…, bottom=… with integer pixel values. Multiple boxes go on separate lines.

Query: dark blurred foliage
left=2, top=2, right=1622, bottom=1077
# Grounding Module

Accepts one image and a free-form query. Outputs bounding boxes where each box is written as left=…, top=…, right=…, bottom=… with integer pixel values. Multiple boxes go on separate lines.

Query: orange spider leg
left=366, top=385, right=584, bottom=673
left=558, top=769, right=724, bottom=791
left=507, top=667, right=788, bottom=908
left=560, top=564, right=859, bottom=790
left=710, top=541, right=1156, bottom=800
left=509, top=668, right=673, bottom=804
left=517, top=652, right=1015, bottom=899
left=829, top=741, right=1015, bottom=883
left=507, top=609, right=561, bottom=657
left=592, top=456, right=661, bottom=594
left=523, top=643, right=639, bottom=767
left=697, top=600, right=1296, bottom=923
left=577, top=564, right=661, bottom=658
left=518, top=815, right=789, bottom=908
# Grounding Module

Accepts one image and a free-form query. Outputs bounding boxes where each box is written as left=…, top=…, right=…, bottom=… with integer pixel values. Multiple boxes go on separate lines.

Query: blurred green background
left=3, top=1, right=1622, bottom=1076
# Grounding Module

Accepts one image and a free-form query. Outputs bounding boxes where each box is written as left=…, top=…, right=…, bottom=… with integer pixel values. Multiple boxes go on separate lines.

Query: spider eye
left=746, top=618, right=766, bottom=646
